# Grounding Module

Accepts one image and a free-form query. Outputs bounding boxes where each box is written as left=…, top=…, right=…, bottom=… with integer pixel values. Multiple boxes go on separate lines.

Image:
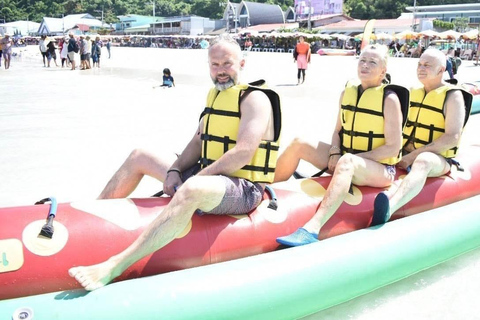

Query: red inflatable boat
left=1, top=145, right=479, bottom=300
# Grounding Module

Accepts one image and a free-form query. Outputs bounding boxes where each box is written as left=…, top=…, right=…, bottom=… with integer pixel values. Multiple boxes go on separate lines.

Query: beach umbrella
left=438, top=30, right=461, bottom=40
left=461, top=29, right=479, bottom=40
left=330, top=33, right=349, bottom=40
left=316, top=33, right=331, bottom=40
left=375, top=32, right=393, bottom=41
left=394, top=30, right=418, bottom=40
left=418, top=29, right=439, bottom=38
left=354, top=33, right=375, bottom=41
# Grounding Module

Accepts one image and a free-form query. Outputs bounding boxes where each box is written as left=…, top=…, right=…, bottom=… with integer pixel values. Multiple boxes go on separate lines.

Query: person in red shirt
left=294, top=36, right=311, bottom=85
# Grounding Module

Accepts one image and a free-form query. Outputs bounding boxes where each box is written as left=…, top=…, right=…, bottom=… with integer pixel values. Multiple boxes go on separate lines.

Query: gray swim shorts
left=182, top=163, right=264, bottom=215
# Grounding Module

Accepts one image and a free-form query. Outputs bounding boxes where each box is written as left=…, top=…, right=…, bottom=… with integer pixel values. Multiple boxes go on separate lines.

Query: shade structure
left=394, top=30, right=418, bottom=40
left=438, top=30, right=461, bottom=40
left=418, top=29, right=439, bottom=38
left=461, top=29, right=479, bottom=40
left=375, top=32, right=393, bottom=41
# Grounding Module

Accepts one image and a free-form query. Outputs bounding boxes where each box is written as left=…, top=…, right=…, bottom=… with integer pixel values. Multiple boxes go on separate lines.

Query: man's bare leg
left=381, top=152, right=450, bottom=220
left=273, top=138, right=330, bottom=182
left=69, top=175, right=227, bottom=291
left=98, top=149, right=176, bottom=199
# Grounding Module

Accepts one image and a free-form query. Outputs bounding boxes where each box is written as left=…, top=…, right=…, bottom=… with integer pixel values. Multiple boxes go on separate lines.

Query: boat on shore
left=2, top=195, right=480, bottom=320
left=317, top=48, right=356, bottom=56
left=1, top=145, right=480, bottom=301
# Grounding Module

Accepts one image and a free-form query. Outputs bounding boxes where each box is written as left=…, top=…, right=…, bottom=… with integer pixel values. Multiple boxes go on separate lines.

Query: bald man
left=371, top=48, right=472, bottom=225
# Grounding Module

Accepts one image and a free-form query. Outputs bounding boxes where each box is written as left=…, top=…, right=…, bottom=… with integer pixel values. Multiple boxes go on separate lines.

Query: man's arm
left=163, top=121, right=203, bottom=195
left=357, top=93, right=403, bottom=162
left=402, top=90, right=465, bottom=163
left=197, top=90, right=271, bottom=176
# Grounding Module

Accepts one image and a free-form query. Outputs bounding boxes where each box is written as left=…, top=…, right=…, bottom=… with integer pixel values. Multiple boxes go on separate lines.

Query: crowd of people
left=63, top=33, right=472, bottom=291
left=37, top=33, right=111, bottom=70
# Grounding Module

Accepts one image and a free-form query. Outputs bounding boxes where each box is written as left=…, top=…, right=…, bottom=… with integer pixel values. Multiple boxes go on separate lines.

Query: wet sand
left=1, top=45, right=480, bottom=319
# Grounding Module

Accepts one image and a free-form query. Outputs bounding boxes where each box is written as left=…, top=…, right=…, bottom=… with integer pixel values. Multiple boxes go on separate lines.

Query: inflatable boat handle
left=34, top=197, right=58, bottom=239
left=264, top=185, right=278, bottom=210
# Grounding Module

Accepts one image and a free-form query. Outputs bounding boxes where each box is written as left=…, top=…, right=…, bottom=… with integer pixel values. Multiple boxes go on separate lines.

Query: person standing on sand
left=475, top=34, right=479, bottom=66
left=68, top=34, right=282, bottom=291
left=106, top=39, right=111, bottom=59
left=39, top=35, right=48, bottom=67
left=67, top=33, right=77, bottom=71
left=294, top=36, right=311, bottom=85
left=1, top=34, right=13, bottom=70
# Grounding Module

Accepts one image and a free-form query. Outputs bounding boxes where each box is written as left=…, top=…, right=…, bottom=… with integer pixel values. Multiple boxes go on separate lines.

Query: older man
left=371, top=48, right=472, bottom=225
left=68, top=34, right=282, bottom=290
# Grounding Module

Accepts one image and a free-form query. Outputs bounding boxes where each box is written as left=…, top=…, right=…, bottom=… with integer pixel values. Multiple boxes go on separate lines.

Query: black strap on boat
left=34, top=197, right=58, bottom=239
left=264, top=185, right=278, bottom=210
left=449, top=159, right=464, bottom=172
left=152, top=190, right=164, bottom=197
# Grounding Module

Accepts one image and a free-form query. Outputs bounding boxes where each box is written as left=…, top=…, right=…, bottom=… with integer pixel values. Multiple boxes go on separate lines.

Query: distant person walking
left=294, top=36, right=311, bottom=85
left=106, top=39, right=111, bottom=59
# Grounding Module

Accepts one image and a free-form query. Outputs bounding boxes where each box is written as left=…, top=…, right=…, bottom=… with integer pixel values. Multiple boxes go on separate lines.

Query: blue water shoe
left=276, top=228, right=319, bottom=247
left=371, top=192, right=390, bottom=226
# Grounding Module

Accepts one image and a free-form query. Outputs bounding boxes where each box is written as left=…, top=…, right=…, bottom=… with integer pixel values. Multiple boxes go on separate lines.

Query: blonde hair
left=361, top=44, right=389, bottom=67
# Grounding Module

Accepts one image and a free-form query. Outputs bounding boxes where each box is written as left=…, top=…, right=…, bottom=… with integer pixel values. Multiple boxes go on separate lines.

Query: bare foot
left=68, top=259, right=121, bottom=291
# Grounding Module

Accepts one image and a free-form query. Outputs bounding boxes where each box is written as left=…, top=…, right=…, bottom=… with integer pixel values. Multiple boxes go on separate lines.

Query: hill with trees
left=1, top=0, right=478, bottom=24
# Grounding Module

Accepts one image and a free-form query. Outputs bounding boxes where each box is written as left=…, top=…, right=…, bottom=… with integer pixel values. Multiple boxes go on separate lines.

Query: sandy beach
left=1, top=44, right=480, bottom=319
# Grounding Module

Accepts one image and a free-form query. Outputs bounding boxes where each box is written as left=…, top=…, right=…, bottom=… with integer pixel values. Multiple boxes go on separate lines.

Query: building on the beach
left=36, top=14, right=103, bottom=36
left=222, top=1, right=286, bottom=32
left=402, top=3, right=480, bottom=30
left=0, top=20, right=40, bottom=36
left=318, top=18, right=417, bottom=36
left=115, top=14, right=216, bottom=36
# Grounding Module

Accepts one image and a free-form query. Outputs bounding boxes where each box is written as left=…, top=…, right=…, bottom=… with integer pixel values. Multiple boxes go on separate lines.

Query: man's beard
left=214, top=76, right=235, bottom=91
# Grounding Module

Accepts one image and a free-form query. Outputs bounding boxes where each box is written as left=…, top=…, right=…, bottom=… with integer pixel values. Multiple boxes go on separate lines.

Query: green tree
left=191, top=0, right=223, bottom=19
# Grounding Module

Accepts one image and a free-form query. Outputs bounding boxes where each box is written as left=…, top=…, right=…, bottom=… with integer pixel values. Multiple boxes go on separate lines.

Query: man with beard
left=68, top=34, right=282, bottom=291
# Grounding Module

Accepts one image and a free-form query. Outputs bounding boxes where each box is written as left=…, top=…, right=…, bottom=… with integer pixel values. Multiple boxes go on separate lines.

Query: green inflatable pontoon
left=3, top=196, right=480, bottom=320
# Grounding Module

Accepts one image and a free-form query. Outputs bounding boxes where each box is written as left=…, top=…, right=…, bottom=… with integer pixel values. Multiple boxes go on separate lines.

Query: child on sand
left=154, top=68, right=175, bottom=88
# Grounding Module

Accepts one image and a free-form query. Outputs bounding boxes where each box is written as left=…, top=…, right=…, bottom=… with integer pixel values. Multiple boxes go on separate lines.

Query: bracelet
left=329, top=153, right=342, bottom=158
left=167, top=168, right=182, bottom=177
left=329, top=145, right=341, bottom=153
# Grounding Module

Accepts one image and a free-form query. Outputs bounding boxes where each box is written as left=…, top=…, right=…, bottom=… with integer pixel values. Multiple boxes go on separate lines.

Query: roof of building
left=319, top=18, right=415, bottom=32
left=37, top=14, right=102, bottom=34
left=240, top=1, right=285, bottom=25
left=405, top=3, right=480, bottom=12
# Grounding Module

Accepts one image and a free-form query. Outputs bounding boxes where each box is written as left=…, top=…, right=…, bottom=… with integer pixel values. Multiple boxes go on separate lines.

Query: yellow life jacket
left=340, top=80, right=409, bottom=165
left=403, top=85, right=472, bottom=158
left=200, top=80, right=282, bottom=183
